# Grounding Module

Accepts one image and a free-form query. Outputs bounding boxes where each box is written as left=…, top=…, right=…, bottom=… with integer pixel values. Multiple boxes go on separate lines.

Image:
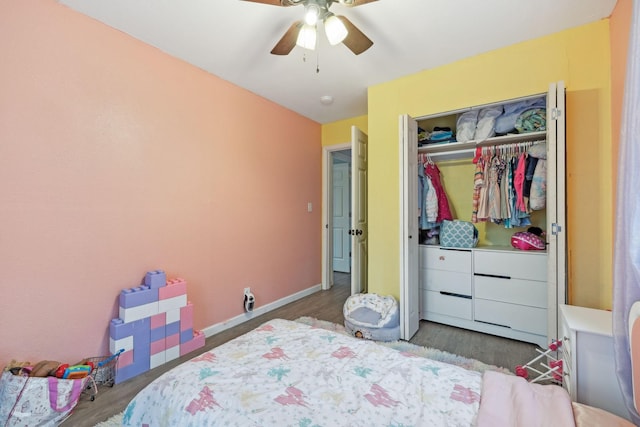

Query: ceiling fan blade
left=337, top=16, right=373, bottom=55
left=338, top=0, right=378, bottom=6
left=271, top=21, right=303, bottom=55
left=241, top=0, right=299, bottom=6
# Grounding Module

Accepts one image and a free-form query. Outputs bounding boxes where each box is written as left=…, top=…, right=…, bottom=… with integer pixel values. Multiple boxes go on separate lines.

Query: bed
left=123, top=319, right=633, bottom=426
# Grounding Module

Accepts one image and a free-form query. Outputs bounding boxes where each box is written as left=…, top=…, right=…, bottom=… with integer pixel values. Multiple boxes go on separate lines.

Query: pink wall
left=0, top=1, right=321, bottom=368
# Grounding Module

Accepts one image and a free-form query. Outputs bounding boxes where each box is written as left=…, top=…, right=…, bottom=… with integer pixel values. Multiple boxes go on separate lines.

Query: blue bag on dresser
left=440, top=220, right=478, bottom=248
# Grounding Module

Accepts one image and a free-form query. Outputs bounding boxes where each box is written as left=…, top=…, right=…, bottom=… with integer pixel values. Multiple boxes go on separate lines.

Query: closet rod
left=427, top=148, right=475, bottom=160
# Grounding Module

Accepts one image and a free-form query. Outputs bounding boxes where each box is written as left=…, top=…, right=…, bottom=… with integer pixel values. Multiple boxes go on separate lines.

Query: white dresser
left=559, top=304, right=630, bottom=421
left=419, top=245, right=548, bottom=347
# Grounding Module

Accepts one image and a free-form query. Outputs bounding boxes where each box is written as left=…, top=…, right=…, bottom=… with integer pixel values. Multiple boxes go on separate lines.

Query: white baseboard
left=202, top=284, right=322, bottom=338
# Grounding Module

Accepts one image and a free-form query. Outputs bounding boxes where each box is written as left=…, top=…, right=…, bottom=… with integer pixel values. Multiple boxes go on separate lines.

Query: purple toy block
left=116, top=356, right=150, bottom=384
left=166, top=321, right=180, bottom=337
left=115, top=317, right=151, bottom=384
left=145, top=270, right=167, bottom=289
left=110, top=318, right=134, bottom=341
left=119, top=285, right=159, bottom=309
left=150, top=325, right=166, bottom=343
left=180, top=328, right=194, bottom=344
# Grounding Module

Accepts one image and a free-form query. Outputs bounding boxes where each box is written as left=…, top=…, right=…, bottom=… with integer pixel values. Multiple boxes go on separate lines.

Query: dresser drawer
left=474, top=250, right=547, bottom=281
left=474, top=299, right=547, bottom=335
left=420, top=268, right=472, bottom=296
left=474, top=275, right=546, bottom=308
left=422, top=290, right=472, bottom=320
left=420, top=246, right=472, bottom=273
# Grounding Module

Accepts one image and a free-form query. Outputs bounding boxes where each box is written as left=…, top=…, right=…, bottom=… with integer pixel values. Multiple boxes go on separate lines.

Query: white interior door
left=546, top=80, right=567, bottom=341
left=351, top=127, right=368, bottom=295
left=399, top=114, right=420, bottom=340
left=333, top=162, right=351, bottom=273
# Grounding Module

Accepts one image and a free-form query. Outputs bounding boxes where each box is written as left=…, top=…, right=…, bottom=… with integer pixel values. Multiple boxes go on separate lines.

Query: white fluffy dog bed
left=343, top=293, right=400, bottom=341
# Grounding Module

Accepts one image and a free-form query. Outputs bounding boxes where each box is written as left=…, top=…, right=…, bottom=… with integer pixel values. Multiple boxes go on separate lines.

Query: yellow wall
left=322, top=114, right=368, bottom=146
left=365, top=20, right=613, bottom=309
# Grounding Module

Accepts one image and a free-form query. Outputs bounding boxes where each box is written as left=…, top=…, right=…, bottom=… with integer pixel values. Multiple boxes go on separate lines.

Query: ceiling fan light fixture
left=324, top=14, right=348, bottom=45
left=303, top=4, right=321, bottom=26
left=296, top=23, right=317, bottom=50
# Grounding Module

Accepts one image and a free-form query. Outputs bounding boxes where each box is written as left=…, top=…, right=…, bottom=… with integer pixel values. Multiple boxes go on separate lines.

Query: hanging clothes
left=471, top=152, right=484, bottom=223
left=476, top=153, right=492, bottom=221
left=471, top=141, right=544, bottom=228
left=527, top=142, right=547, bottom=211
left=487, top=154, right=503, bottom=223
left=418, top=154, right=438, bottom=230
left=514, top=152, right=528, bottom=212
left=425, top=176, right=439, bottom=223
left=424, top=162, right=453, bottom=223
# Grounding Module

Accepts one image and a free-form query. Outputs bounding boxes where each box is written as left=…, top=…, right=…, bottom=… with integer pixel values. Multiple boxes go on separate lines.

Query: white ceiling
left=57, top=0, right=617, bottom=124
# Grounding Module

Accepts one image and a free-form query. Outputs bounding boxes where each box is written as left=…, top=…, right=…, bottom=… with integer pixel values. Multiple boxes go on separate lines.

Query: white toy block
left=165, top=346, right=180, bottom=362
left=158, top=295, right=187, bottom=314
left=166, top=308, right=181, bottom=324
left=150, top=351, right=166, bottom=370
left=110, top=335, right=134, bottom=354
left=119, top=301, right=159, bottom=323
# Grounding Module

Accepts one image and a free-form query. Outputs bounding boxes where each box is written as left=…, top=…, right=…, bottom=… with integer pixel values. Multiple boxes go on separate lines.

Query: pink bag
left=511, top=231, right=546, bottom=250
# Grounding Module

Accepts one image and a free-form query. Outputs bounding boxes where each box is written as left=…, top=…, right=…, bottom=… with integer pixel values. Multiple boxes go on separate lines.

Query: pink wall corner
left=0, top=0, right=321, bottom=368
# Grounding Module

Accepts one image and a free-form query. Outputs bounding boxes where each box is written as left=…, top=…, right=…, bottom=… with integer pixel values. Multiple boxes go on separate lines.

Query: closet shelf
left=418, top=130, right=546, bottom=155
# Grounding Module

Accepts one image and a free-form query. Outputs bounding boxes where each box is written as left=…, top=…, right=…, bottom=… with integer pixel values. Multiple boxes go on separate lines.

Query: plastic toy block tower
left=109, top=270, right=205, bottom=384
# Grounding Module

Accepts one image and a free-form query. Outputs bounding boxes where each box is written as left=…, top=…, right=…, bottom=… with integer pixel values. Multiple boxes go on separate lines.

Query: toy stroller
left=515, top=339, right=565, bottom=384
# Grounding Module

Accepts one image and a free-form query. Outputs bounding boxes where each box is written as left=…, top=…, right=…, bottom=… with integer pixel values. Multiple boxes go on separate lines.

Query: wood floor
left=64, top=272, right=540, bottom=426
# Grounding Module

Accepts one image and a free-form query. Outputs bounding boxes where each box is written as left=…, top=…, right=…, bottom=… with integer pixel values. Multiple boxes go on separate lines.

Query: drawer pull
left=474, top=273, right=511, bottom=280
left=439, top=256, right=445, bottom=261
left=439, top=291, right=472, bottom=299
left=475, top=319, right=511, bottom=329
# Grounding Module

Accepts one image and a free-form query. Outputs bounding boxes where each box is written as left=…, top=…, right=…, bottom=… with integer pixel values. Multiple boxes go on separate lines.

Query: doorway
left=322, top=144, right=352, bottom=290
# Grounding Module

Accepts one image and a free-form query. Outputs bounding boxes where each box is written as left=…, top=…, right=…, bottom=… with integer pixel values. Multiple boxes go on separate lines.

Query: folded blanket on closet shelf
left=495, top=97, right=546, bottom=134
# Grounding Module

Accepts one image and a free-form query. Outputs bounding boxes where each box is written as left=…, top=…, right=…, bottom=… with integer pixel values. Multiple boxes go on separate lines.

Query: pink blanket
left=476, top=371, right=576, bottom=427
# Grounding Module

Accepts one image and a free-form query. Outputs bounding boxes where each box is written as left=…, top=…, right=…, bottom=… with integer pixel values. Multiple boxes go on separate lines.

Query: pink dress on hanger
left=424, top=163, right=453, bottom=223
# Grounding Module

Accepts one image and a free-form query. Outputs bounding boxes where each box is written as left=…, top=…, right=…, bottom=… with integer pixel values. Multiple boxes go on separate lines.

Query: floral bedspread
left=123, top=319, right=482, bottom=427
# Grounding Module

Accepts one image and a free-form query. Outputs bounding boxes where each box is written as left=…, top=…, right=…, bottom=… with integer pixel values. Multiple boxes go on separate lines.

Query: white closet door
left=351, top=126, right=368, bottom=295
left=546, top=80, right=567, bottom=342
left=332, top=162, right=351, bottom=273
left=400, top=114, right=420, bottom=340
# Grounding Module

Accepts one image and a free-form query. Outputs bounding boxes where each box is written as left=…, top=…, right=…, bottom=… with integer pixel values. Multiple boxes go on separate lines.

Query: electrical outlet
left=244, top=287, right=251, bottom=296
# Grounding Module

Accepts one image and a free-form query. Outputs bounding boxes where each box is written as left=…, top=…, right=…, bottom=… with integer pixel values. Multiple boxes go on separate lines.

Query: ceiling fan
left=242, top=0, right=377, bottom=55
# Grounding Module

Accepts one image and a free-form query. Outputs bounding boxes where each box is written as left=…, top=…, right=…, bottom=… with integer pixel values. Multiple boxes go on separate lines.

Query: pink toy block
left=150, top=312, right=166, bottom=329
left=118, top=349, right=134, bottom=369
left=159, top=278, right=187, bottom=300
left=180, top=302, right=194, bottom=331
left=166, top=333, right=180, bottom=349
left=180, top=331, right=205, bottom=357
left=151, top=339, right=166, bottom=355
